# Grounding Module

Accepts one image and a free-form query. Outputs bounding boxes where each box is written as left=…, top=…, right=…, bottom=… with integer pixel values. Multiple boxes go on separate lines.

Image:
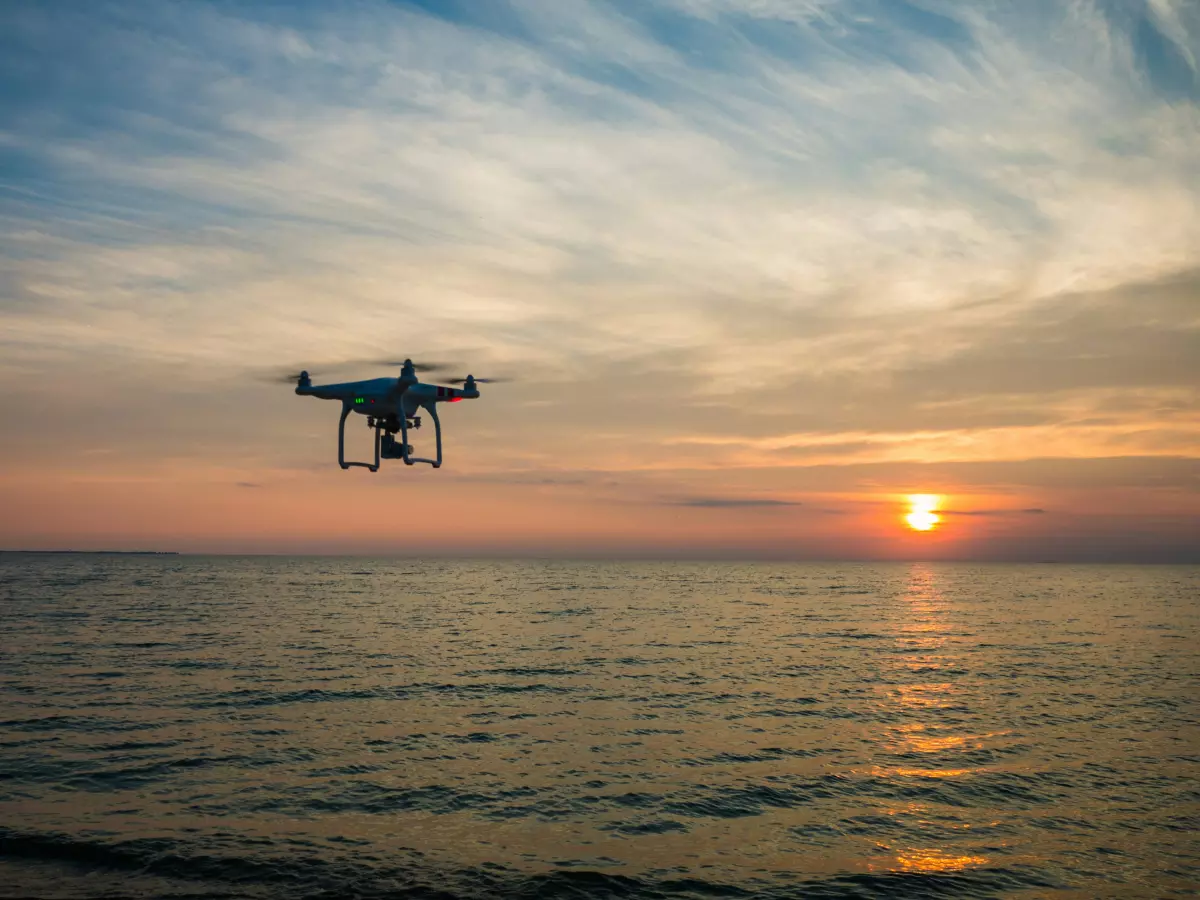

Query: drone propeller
left=446, top=375, right=510, bottom=385
left=366, top=359, right=455, bottom=374
left=258, top=357, right=457, bottom=384
left=260, top=369, right=313, bottom=384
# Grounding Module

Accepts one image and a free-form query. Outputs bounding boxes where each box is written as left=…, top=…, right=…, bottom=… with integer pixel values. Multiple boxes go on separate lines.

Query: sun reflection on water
left=893, top=683, right=958, bottom=709
left=895, top=848, right=990, bottom=873
left=872, top=565, right=996, bottom=877
left=874, top=766, right=971, bottom=779
left=891, top=725, right=970, bottom=754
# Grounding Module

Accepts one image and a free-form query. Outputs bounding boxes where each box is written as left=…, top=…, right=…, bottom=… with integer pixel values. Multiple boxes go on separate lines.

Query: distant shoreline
left=0, top=550, right=180, bottom=555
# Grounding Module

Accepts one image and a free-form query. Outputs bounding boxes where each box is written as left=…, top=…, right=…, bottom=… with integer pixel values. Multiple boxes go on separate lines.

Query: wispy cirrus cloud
left=942, top=507, right=1046, bottom=517
left=0, top=0, right=1197, bottom=556
left=671, top=496, right=803, bottom=508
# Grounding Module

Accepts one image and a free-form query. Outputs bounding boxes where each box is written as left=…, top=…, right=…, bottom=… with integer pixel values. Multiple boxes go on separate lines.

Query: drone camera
left=380, top=434, right=413, bottom=460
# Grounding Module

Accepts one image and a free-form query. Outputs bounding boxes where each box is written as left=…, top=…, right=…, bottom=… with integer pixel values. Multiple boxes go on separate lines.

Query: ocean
left=0, top=554, right=1196, bottom=898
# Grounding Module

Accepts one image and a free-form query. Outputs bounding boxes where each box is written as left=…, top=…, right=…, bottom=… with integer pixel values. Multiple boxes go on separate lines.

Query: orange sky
left=1, top=2, right=1198, bottom=560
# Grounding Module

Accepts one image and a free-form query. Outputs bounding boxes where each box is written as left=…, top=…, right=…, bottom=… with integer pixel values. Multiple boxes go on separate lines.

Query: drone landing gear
left=336, top=403, right=443, bottom=471
left=338, top=404, right=380, bottom=472
left=400, top=403, right=442, bottom=468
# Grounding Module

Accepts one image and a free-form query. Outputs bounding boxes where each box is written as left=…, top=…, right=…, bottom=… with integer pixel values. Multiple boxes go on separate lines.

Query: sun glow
left=905, top=494, right=941, bottom=532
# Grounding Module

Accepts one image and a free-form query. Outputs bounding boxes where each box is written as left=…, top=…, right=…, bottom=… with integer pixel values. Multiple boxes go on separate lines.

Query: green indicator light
left=355, top=397, right=364, bottom=404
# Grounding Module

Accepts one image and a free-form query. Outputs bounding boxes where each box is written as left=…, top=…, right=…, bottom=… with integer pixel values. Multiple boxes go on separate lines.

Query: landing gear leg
left=337, top=402, right=380, bottom=472
left=401, top=403, right=442, bottom=468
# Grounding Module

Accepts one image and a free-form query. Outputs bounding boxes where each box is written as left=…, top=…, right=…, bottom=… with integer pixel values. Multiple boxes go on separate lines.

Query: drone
left=285, top=359, right=500, bottom=472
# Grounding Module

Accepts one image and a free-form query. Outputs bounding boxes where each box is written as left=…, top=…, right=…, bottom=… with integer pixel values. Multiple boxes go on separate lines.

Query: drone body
left=292, top=359, right=488, bottom=472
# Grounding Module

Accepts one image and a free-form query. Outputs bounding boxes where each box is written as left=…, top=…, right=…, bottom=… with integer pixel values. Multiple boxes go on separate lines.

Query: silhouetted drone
left=276, top=359, right=503, bottom=472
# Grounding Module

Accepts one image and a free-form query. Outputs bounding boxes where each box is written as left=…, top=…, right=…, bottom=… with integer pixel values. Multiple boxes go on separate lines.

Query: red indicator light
left=449, top=397, right=462, bottom=402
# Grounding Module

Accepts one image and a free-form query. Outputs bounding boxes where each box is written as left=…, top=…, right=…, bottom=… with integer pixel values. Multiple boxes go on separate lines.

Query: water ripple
left=1, top=556, right=1196, bottom=898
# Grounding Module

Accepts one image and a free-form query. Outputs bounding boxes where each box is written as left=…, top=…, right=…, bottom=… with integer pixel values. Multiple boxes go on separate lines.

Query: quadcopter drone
left=287, top=358, right=499, bottom=472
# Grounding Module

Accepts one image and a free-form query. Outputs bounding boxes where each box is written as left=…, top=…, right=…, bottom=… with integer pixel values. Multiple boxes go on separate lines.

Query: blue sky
left=1, top=0, right=1197, bottom=558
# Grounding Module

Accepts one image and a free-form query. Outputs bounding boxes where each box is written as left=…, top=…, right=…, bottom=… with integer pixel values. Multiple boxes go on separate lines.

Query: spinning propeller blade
left=446, top=376, right=510, bottom=384
left=258, top=357, right=456, bottom=384
left=260, top=370, right=311, bottom=384
left=366, top=359, right=455, bottom=374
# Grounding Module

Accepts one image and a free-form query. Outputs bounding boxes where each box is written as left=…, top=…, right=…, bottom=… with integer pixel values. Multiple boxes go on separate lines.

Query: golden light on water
left=905, top=494, right=942, bottom=531
left=895, top=848, right=990, bottom=873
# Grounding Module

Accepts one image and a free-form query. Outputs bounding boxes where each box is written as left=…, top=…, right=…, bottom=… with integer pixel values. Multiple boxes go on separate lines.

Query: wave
left=0, top=826, right=1059, bottom=899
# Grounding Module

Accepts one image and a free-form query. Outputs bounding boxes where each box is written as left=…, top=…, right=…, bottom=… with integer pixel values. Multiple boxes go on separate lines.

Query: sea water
left=0, top=555, right=1196, bottom=898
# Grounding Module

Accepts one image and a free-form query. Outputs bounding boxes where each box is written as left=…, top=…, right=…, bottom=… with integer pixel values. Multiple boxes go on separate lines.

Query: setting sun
left=906, top=494, right=942, bottom=532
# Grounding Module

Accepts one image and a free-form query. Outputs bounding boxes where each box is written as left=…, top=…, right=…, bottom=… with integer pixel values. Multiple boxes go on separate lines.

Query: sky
left=1, top=0, right=1198, bottom=560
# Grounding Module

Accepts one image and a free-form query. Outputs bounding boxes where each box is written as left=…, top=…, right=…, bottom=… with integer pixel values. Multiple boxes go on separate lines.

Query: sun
left=905, top=494, right=942, bottom=532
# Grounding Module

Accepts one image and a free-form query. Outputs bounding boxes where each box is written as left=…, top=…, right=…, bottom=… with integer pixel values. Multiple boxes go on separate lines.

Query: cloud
left=0, top=0, right=1197, bottom=556
left=942, top=507, right=1046, bottom=517
left=671, top=496, right=802, bottom=508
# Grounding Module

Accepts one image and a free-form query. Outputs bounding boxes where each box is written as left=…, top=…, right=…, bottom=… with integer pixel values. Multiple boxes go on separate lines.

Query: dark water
left=0, top=556, right=1196, bottom=898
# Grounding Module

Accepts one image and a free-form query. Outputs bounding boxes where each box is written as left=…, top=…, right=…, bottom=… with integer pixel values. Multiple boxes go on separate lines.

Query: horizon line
left=2, top=549, right=1197, bottom=565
